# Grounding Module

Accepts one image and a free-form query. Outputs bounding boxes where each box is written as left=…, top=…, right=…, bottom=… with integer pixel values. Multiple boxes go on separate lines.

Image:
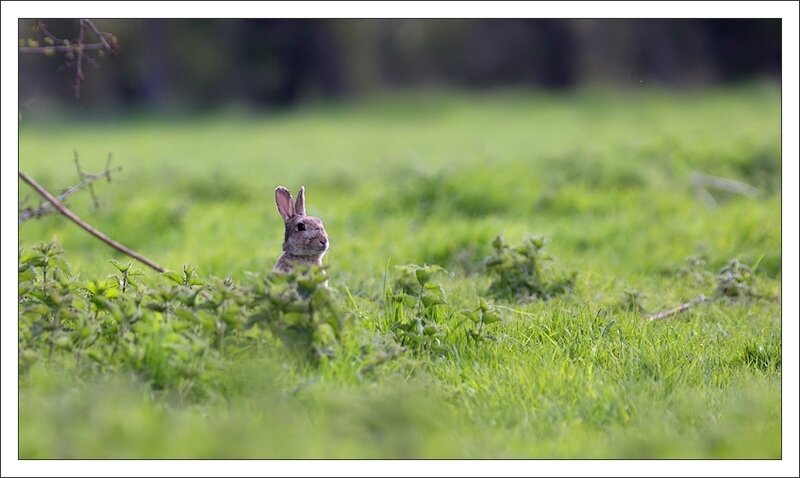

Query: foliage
left=387, top=264, right=451, bottom=355
left=618, top=289, right=648, bottom=314
left=19, top=243, right=343, bottom=400
left=715, top=258, right=757, bottom=299
left=244, top=265, right=342, bottom=362
left=386, top=264, right=505, bottom=355
left=485, top=235, right=576, bottom=301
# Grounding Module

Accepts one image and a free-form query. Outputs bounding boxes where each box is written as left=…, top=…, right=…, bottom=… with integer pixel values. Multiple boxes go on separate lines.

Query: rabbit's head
left=275, top=186, right=329, bottom=258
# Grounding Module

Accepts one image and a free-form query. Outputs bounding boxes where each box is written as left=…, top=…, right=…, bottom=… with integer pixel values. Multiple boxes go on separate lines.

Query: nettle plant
left=485, top=235, right=576, bottom=302
left=387, top=264, right=451, bottom=355
left=676, top=254, right=763, bottom=300
left=618, top=289, right=648, bottom=314
left=715, top=258, right=758, bottom=299
left=386, top=264, right=504, bottom=355
left=245, top=265, right=343, bottom=361
left=459, top=298, right=504, bottom=344
left=18, top=242, right=343, bottom=398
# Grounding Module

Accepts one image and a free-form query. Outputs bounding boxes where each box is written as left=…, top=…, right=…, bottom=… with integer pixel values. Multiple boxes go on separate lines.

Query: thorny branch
left=19, top=19, right=118, bottom=98
left=18, top=154, right=121, bottom=224
left=18, top=169, right=166, bottom=273
left=647, top=295, right=709, bottom=321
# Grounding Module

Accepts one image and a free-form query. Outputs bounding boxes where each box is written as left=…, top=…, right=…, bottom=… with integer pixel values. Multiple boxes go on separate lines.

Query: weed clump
left=484, top=235, right=575, bottom=302
left=387, top=264, right=451, bottom=356
left=715, top=259, right=757, bottom=299
left=618, top=289, right=648, bottom=314
left=385, top=264, right=505, bottom=356
left=18, top=242, right=343, bottom=400
left=245, top=265, right=342, bottom=361
left=677, top=254, right=713, bottom=285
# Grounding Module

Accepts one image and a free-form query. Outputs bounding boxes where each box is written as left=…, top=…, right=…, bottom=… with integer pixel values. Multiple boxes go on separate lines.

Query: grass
left=17, top=86, right=782, bottom=458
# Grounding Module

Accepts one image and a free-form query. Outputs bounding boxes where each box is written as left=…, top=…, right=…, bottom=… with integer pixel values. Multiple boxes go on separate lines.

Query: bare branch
left=34, top=20, right=66, bottom=44
left=647, top=295, right=709, bottom=321
left=19, top=19, right=117, bottom=99
left=18, top=169, right=165, bottom=273
left=82, top=19, right=113, bottom=50
left=18, top=44, right=108, bottom=54
left=74, top=21, right=86, bottom=98
left=84, top=54, right=101, bottom=70
left=105, top=153, right=114, bottom=182
left=73, top=151, right=99, bottom=208
left=19, top=159, right=122, bottom=223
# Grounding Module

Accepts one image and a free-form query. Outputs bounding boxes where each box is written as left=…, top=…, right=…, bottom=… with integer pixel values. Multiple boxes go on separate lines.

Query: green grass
left=17, top=86, right=781, bottom=458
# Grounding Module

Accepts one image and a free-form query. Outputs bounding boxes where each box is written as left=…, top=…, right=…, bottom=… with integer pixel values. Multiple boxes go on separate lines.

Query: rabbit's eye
left=297, top=223, right=306, bottom=231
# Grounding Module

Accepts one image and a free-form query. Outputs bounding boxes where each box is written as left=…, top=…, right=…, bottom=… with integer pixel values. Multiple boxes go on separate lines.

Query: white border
left=0, top=1, right=797, bottom=19
left=779, top=3, right=800, bottom=477
left=3, top=2, right=798, bottom=477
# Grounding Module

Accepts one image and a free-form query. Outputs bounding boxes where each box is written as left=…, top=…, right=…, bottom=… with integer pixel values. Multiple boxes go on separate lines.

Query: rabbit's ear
left=275, top=186, right=294, bottom=221
left=294, top=186, right=306, bottom=216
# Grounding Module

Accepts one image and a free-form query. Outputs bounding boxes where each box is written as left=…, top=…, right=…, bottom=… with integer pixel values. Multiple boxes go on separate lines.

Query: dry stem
left=18, top=169, right=165, bottom=273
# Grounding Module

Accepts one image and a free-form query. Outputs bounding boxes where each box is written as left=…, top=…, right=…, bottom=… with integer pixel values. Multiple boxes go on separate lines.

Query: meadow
left=17, top=86, right=782, bottom=458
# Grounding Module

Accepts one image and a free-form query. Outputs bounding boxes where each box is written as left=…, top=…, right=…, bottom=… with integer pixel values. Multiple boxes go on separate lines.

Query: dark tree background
left=18, top=18, right=781, bottom=113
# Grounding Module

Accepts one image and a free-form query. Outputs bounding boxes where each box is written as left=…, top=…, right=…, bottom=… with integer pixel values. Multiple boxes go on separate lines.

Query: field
left=17, top=86, right=782, bottom=458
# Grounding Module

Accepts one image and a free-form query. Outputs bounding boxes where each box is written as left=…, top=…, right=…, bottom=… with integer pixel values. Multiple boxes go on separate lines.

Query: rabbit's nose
left=319, top=238, right=328, bottom=248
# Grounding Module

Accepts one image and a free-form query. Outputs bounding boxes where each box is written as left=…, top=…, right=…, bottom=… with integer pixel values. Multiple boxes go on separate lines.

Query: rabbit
left=273, top=185, right=329, bottom=273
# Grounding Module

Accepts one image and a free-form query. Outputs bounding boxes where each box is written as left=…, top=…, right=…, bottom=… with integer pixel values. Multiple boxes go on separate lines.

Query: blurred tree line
left=19, top=18, right=781, bottom=113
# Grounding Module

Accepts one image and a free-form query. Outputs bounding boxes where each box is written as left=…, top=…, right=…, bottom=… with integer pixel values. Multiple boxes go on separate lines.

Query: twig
left=18, top=169, right=166, bottom=273
left=19, top=19, right=117, bottom=98
left=34, top=20, right=64, bottom=44
left=18, top=44, right=108, bottom=54
left=72, top=21, right=86, bottom=98
left=83, top=19, right=113, bottom=50
left=74, top=151, right=99, bottom=208
left=19, top=160, right=122, bottom=223
left=105, top=153, right=114, bottom=182
left=647, top=294, right=709, bottom=321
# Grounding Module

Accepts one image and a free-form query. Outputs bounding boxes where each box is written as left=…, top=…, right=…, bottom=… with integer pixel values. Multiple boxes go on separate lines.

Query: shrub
left=385, top=264, right=505, bottom=356
left=484, top=235, right=575, bottom=302
left=18, top=242, right=344, bottom=400
left=715, top=259, right=757, bottom=299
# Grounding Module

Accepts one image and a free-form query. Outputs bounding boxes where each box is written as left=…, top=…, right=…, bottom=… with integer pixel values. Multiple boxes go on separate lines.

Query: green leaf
left=485, top=256, right=504, bottom=267
left=461, top=310, right=480, bottom=323
left=390, top=292, right=417, bottom=307
left=314, top=323, right=336, bottom=346
left=416, top=265, right=445, bottom=286
left=173, top=306, right=197, bottom=322
left=479, top=298, right=489, bottom=312
left=87, top=349, right=105, bottom=363
left=55, top=336, right=73, bottom=350
left=19, top=250, right=41, bottom=266
left=415, top=268, right=430, bottom=286
left=481, top=312, right=502, bottom=325
left=163, top=270, right=184, bottom=285
left=110, top=259, right=131, bottom=273
left=91, top=296, right=116, bottom=312
left=18, top=268, right=36, bottom=283
left=145, top=302, right=168, bottom=313
left=421, top=282, right=446, bottom=308
left=492, top=235, right=505, bottom=250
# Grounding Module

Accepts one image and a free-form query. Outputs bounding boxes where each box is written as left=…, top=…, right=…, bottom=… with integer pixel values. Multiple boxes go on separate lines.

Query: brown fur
left=273, top=186, right=328, bottom=272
